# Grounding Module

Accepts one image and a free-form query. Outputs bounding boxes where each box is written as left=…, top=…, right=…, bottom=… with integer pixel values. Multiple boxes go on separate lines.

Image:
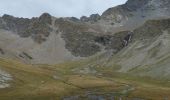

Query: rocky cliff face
left=0, top=0, right=170, bottom=66
left=97, top=0, right=170, bottom=33
left=0, top=13, right=52, bottom=43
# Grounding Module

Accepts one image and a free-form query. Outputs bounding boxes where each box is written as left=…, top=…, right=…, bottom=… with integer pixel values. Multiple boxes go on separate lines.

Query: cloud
left=0, top=0, right=127, bottom=18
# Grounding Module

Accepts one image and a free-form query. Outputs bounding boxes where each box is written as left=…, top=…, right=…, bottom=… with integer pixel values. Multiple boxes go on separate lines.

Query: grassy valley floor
left=0, top=58, right=169, bottom=100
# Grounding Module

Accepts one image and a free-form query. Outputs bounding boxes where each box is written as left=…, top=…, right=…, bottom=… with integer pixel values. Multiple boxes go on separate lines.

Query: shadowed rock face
left=55, top=18, right=101, bottom=57
left=62, top=32, right=101, bottom=57
left=95, top=31, right=130, bottom=51
left=0, top=13, right=52, bottom=43
left=0, top=48, right=5, bottom=55
left=55, top=18, right=130, bottom=57
left=39, top=13, right=52, bottom=24
left=1, top=14, right=31, bottom=35
left=24, top=14, right=52, bottom=43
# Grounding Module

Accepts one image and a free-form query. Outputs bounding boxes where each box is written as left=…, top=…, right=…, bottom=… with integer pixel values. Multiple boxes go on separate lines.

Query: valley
left=0, top=58, right=170, bottom=100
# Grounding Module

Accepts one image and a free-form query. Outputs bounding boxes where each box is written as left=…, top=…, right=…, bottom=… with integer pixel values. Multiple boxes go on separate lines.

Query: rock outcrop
left=0, top=13, right=52, bottom=43
left=80, top=14, right=101, bottom=23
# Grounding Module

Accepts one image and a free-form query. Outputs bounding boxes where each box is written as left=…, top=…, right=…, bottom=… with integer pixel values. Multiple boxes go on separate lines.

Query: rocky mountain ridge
left=0, top=0, right=170, bottom=66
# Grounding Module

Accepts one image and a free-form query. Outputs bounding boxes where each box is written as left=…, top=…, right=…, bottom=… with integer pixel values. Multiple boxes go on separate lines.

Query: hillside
left=0, top=0, right=170, bottom=99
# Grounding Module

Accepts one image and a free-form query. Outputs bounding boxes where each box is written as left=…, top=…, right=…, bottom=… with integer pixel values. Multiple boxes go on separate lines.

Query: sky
left=0, top=0, right=127, bottom=18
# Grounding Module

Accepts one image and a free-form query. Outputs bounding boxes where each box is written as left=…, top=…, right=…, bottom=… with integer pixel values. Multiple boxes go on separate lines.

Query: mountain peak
left=39, top=13, right=52, bottom=24
left=124, top=0, right=149, bottom=10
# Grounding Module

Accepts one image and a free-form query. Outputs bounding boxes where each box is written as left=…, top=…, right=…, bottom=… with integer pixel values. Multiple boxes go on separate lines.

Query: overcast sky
left=0, top=0, right=127, bottom=18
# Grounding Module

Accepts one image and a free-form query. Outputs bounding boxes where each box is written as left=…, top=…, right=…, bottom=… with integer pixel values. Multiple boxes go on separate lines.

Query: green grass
left=0, top=58, right=170, bottom=100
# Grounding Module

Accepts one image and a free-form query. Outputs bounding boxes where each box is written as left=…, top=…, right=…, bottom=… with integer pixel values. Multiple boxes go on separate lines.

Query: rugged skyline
left=0, top=0, right=127, bottom=18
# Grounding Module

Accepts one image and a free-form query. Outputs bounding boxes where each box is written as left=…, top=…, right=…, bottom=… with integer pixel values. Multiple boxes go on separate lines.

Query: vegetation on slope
left=0, top=58, right=170, bottom=100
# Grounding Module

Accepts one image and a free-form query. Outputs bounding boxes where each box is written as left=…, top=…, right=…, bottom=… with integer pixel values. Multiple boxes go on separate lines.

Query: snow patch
left=0, top=69, right=12, bottom=88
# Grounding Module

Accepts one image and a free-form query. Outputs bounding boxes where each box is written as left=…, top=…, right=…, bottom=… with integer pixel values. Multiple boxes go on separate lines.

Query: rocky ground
left=0, top=69, right=12, bottom=88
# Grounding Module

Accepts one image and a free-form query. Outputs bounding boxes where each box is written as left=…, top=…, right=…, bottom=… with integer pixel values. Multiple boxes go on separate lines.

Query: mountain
left=0, top=0, right=170, bottom=65
left=0, top=0, right=170, bottom=99
left=104, top=18, right=170, bottom=79
left=0, top=13, right=129, bottom=64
